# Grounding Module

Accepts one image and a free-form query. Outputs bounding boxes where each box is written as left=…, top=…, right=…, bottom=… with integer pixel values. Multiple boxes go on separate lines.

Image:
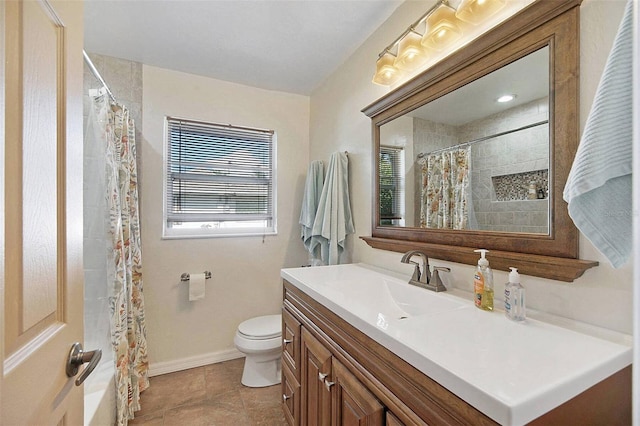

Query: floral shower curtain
left=91, top=94, right=149, bottom=425
left=418, top=147, right=471, bottom=230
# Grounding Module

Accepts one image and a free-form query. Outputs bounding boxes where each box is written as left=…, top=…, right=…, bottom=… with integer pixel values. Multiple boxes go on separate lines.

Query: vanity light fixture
left=394, top=29, right=429, bottom=71
left=456, top=0, right=506, bottom=25
left=373, top=0, right=507, bottom=86
left=373, top=50, right=405, bottom=86
left=421, top=3, right=463, bottom=51
left=496, top=94, right=516, bottom=103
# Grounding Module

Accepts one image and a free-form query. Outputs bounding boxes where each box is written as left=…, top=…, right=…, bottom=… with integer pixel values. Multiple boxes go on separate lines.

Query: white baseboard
left=148, top=348, right=245, bottom=377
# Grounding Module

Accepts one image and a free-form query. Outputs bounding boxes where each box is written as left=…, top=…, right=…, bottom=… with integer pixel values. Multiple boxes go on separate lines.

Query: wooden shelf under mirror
left=362, top=237, right=598, bottom=282
left=362, top=0, right=597, bottom=282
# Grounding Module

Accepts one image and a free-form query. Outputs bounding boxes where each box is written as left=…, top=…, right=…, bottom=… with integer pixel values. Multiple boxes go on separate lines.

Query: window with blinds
left=379, top=146, right=404, bottom=225
left=164, top=117, right=276, bottom=237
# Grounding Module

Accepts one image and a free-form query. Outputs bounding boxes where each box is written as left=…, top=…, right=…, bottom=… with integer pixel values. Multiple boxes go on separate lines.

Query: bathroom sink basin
left=385, top=278, right=466, bottom=316
left=292, top=264, right=467, bottom=327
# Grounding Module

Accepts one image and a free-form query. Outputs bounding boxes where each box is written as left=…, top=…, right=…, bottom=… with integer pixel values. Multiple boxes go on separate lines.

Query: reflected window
left=379, top=146, right=405, bottom=226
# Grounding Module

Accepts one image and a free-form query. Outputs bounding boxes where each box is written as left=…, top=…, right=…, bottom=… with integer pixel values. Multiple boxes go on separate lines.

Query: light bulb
left=455, top=0, right=506, bottom=25
left=421, top=4, right=463, bottom=51
left=394, top=31, right=429, bottom=71
left=373, top=52, right=404, bottom=86
left=497, top=94, right=516, bottom=103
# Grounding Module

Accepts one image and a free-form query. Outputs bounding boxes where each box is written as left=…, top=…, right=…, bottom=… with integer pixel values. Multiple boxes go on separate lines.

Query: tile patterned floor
left=129, top=358, right=287, bottom=425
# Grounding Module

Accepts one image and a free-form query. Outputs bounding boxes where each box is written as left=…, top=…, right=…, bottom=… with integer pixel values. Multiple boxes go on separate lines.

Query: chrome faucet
left=400, top=250, right=449, bottom=292
left=400, top=250, right=431, bottom=286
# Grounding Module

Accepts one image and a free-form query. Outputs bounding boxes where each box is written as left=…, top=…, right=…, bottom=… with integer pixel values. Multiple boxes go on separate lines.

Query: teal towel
left=300, top=161, right=324, bottom=261
left=312, top=152, right=355, bottom=265
left=563, top=0, right=633, bottom=268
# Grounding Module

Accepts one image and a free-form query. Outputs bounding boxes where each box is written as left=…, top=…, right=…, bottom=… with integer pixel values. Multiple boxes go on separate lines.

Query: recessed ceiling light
left=497, top=94, right=516, bottom=103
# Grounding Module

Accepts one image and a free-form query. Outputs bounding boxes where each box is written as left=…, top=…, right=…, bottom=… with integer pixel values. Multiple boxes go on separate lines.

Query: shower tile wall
left=84, top=53, right=143, bottom=174
left=462, top=98, right=549, bottom=233
left=413, top=98, right=549, bottom=233
left=82, top=53, right=142, bottom=400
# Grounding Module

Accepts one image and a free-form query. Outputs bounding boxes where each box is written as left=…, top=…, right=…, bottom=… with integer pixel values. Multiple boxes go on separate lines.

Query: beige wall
left=309, top=0, right=633, bottom=334
left=141, top=66, right=310, bottom=370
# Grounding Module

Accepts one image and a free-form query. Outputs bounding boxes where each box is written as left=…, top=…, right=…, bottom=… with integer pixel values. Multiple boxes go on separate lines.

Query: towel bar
left=181, top=271, right=212, bottom=282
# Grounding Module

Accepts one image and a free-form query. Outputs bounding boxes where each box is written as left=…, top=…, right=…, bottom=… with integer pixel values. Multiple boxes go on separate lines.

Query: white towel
left=299, top=160, right=324, bottom=262
left=563, top=0, right=633, bottom=268
left=311, top=152, right=355, bottom=265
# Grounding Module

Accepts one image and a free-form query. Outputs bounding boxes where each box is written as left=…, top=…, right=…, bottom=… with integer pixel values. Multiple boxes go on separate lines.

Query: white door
left=1, top=0, right=86, bottom=424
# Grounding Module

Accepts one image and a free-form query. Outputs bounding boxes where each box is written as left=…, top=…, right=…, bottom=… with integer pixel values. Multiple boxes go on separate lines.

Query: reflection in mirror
left=379, top=46, right=549, bottom=234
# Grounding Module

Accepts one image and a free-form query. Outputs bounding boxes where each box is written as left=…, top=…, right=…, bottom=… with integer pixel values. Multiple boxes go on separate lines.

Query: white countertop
left=281, top=263, right=632, bottom=425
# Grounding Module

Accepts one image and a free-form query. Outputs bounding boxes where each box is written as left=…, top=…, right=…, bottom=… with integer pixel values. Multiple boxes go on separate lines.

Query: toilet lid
left=238, top=314, right=282, bottom=340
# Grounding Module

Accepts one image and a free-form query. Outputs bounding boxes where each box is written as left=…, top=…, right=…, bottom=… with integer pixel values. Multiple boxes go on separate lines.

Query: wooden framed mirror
left=362, top=0, right=598, bottom=281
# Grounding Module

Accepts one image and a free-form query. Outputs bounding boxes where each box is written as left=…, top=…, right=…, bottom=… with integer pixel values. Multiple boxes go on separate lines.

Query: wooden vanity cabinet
left=282, top=307, right=301, bottom=377
left=331, top=357, right=385, bottom=425
left=300, top=327, right=332, bottom=425
left=282, top=362, right=301, bottom=425
left=281, top=279, right=631, bottom=426
left=385, top=412, right=404, bottom=426
left=281, top=279, right=482, bottom=426
left=300, top=327, right=384, bottom=426
left=282, top=308, right=301, bottom=425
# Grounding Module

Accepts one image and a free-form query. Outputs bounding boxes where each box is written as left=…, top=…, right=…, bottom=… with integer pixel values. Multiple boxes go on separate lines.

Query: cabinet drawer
left=282, top=307, right=301, bottom=379
left=282, top=363, right=300, bottom=426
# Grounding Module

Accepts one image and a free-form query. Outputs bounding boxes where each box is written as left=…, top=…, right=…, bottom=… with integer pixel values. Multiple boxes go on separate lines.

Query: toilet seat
left=237, top=314, right=281, bottom=340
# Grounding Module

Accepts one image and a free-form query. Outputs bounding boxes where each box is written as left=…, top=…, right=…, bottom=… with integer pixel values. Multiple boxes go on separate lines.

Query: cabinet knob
left=324, top=380, right=335, bottom=391
left=283, top=338, right=293, bottom=345
left=318, top=372, right=328, bottom=381
left=283, top=394, right=291, bottom=402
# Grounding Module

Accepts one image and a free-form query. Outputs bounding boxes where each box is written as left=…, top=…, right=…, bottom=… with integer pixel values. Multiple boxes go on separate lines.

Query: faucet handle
left=431, top=267, right=450, bottom=292
left=409, top=263, right=421, bottom=282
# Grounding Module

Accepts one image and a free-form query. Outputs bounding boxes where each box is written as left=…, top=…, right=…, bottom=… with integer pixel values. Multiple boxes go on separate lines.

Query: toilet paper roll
left=188, top=273, right=206, bottom=301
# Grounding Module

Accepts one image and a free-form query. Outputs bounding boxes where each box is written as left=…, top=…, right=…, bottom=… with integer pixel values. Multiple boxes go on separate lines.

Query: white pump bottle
left=504, top=267, right=526, bottom=321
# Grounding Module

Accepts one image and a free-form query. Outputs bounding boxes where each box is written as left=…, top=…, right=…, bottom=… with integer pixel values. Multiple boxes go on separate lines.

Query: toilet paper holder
left=180, top=271, right=212, bottom=282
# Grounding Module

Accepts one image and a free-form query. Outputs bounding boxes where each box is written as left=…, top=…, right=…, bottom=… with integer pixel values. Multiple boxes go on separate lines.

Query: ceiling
left=408, top=46, right=549, bottom=126
left=84, top=0, right=402, bottom=96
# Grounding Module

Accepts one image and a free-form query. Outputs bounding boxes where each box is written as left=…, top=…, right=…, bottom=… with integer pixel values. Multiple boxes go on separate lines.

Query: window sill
left=162, top=229, right=277, bottom=240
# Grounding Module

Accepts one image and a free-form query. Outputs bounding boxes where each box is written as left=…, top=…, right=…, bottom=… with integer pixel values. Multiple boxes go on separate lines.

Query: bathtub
left=84, top=360, right=116, bottom=426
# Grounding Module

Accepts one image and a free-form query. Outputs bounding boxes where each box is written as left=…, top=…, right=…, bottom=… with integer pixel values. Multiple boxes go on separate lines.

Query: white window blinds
left=379, top=146, right=404, bottom=223
left=164, top=117, right=276, bottom=237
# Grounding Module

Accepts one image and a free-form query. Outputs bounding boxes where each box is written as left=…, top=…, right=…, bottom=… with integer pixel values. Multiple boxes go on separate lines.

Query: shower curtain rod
left=83, top=50, right=117, bottom=103
left=417, top=120, right=549, bottom=158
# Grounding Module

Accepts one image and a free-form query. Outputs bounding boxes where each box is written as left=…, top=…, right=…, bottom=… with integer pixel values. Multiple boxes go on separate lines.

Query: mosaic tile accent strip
left=492, top=169, right=549, bottom=201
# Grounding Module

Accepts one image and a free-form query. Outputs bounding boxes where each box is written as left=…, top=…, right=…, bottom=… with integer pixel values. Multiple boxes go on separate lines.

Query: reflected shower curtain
left=90, top=94, right=149, bottom=425
left=418, top=147, right=470, bottom=230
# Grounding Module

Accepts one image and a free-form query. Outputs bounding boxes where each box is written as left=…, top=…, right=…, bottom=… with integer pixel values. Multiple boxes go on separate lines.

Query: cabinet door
left=331, top=359, right=384, bottom=426
left=386, top=412, right=405, bottom=426
left=282, top=363, right=301, bottom=426
left=301, top=327, right=333, bottom=426
left=283, top=307, right=301, bottom=379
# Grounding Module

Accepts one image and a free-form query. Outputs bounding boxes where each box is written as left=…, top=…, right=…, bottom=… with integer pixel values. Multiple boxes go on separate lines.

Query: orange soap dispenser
left=473, top=249, right=494, bottom=311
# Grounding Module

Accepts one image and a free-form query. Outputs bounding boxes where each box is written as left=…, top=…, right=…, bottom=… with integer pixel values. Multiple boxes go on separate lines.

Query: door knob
left=66, top=342, right=102, bottom=386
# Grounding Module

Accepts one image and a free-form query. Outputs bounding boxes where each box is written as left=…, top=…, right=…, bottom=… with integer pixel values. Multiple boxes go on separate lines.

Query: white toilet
left=234, top=314, right=282, bottom=387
